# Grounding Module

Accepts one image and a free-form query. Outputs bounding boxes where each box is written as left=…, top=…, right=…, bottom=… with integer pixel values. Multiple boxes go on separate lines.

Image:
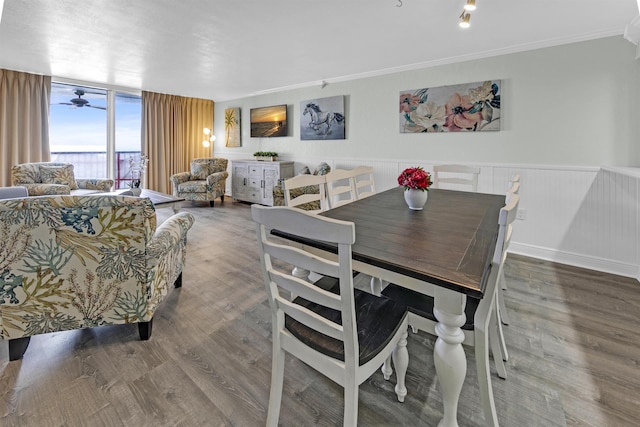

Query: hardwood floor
left=1, top=200, right=639, bottom=426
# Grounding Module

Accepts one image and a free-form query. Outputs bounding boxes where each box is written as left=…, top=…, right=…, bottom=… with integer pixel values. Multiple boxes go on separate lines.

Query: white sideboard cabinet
left=232, top=160, right=294, bottom=206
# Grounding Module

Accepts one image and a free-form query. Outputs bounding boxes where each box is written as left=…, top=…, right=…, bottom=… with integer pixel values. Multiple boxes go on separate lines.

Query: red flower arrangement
left=397, top=166, right=433, bottom=191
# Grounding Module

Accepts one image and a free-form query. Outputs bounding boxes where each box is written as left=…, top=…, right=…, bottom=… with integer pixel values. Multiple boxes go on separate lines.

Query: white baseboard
left=509, top=242, right=640, bottom=281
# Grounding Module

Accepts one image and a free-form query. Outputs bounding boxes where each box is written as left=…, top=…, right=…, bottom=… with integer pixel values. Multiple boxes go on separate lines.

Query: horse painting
left=303, top=103, right=345, bottom=136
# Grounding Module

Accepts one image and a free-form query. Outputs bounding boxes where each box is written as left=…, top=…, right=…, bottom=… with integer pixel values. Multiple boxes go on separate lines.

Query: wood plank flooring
left=1, top=200, right=639, bottom=426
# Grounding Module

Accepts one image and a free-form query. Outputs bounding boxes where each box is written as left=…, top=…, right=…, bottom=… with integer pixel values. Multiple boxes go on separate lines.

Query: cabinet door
left=261, top=166, right=279, bottom=205
left=232, top=164, right=249, bottom=200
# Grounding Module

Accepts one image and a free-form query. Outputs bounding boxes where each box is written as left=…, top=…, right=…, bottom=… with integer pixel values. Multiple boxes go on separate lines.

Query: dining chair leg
left=392, top=330, right=409, bottom=402
left=489, top=310, right=507, bottom=379
left=498, top=270, right=510, bottom=325
left=266, top=346, right=285, bottom=427
left=370, top=276, right=383, bottom=296
left=343, top=380, right=359, bottom=427
left=495, top=295, right=509, bottom=363
left=475, top=328, right=500, bottom=427
left=382, top=355, right=393, bottom=380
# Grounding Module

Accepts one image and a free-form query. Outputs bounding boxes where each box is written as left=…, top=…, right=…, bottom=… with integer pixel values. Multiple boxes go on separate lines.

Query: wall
left=212, top=36, right=640, bottom=280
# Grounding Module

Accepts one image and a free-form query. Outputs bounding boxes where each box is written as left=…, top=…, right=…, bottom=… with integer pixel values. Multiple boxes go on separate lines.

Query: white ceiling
left=0, top=0, right=637, bottom=101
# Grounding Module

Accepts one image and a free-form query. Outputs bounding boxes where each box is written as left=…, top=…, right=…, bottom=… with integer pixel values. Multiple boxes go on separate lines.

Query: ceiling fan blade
left=88, top=105, right=107, bottom=110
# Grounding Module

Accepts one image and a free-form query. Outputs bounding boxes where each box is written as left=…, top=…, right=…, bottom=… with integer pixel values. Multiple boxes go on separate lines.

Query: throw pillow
left=40, top=164, right=78, bottom=190
left=190, top=162, right=211, bottom=180
left=313, top=162, right=331, bottom=176
left=297, top=166, right=311, bottom=175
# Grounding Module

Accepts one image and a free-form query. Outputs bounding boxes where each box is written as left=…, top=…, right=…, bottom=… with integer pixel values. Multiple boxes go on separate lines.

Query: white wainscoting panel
left=219, top=152, right=640, bottom=280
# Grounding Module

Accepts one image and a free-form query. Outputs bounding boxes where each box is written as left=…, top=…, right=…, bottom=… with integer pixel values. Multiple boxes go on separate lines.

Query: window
left=49, top=82, right=142, bottom=188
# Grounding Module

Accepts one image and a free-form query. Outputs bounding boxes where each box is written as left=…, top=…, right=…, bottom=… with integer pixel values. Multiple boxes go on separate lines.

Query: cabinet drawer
left=247, top=190, right=262, bottom=202
left=248, top=178, right=262, bottom=188
left=249, top=166, right=262, bottom=177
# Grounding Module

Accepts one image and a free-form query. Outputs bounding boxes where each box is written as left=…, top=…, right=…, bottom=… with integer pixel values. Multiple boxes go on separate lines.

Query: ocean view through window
left=49, top=82, right=142, bottom=189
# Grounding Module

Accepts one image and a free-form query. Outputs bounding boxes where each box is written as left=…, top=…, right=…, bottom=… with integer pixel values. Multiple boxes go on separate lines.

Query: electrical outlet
left=516, top=208, right=526, bottom=220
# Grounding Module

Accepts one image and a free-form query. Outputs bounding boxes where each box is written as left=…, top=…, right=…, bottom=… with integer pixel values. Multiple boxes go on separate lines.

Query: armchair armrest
left=76, top=179, right=114, bottom=191
left=206, top=171, right=229, bottom=187
left=22, top=183, right=71, bottom=196
left=147, top=212, right=195, bottom=269
left=169, top=172, right=191, bottom=195
left=170, top=172, right=191, bottom=185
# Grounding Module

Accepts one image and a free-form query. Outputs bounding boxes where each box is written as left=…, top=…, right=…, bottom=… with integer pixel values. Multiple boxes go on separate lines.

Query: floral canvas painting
left=399, top=80, right=501, bottom=133
left=225, top=107, right=241, bottom=147
left=300, top=95, right=345, bottom=140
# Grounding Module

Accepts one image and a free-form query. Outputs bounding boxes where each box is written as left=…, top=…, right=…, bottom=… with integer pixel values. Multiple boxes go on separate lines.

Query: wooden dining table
left=274, top=186, right=505, bottom=427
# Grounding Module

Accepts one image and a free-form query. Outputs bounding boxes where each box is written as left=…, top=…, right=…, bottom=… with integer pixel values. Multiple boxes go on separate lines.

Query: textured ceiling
left=0, top=0, right=637, bottom=101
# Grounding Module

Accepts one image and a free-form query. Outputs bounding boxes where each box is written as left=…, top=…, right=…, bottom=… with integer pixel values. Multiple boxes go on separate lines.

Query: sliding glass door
left=49, top=82, right=141, bottom=188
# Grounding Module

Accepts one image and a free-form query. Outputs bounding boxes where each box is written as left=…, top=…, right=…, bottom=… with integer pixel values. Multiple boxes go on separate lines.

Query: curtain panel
left=142, top=91, right=214, bottom=193
left=0, top=69, right=51, bottom=187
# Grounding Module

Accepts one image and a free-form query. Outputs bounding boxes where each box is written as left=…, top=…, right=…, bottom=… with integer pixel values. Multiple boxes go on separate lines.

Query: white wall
left=213, top=36, right=640, bottom=279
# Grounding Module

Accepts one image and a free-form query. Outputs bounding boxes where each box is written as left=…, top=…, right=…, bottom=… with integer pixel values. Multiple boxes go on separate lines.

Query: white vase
left=404, top=189, right=428, bottom=210
left=129, top=187, right=142, bottom=196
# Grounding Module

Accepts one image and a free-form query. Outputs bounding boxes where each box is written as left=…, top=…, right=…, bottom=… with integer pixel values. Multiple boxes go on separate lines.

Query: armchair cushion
left=190, top=162, right=210, bottom=180
left=0, top=194, right=194, bottom=350
left=39, top=164, right=78, bottom=189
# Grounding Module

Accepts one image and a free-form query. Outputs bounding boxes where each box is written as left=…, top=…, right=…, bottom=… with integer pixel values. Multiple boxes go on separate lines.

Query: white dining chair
left=252, top=205, right=409, bottom=426
left=283, top=174, right=327, bottom=214
left=382, top=194, right=520, bottom=427
left=344, top=166, right=384, bottom=293
left=352, top=166, right=376, bottom=199
left=325, top=168, right=357, bottom=209
left=496, top=174, right=521, bottom=359
left=432, top=164, right=480, bottom=192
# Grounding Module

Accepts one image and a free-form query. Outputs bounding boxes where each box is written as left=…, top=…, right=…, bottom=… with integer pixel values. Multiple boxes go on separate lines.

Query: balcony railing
left=51, top=151, right=142, bottom=189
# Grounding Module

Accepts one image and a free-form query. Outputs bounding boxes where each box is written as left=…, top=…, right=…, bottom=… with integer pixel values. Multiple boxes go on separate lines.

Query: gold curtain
left=0, top=69, right=51, bottom=187
left=142, top=91, right=214, bottom=193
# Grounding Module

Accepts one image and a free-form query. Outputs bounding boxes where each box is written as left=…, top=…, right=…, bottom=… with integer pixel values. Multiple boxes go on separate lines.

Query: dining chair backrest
left=283, top=174, right=327, bottom=213
left=325, top=169, right=357, bottom=209
left=505, top=181, right=520, bottom=203
left=252, top=205, right=358, bottom=364
left=352, top=166, right=376, bottom=199
left=433, top=164, right=480, bottom=192
left=494, top=194, right=519, bottom=268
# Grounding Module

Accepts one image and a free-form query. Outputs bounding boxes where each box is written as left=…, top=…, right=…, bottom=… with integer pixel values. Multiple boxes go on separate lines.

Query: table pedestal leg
left=433, top=288, right=467, bottom=427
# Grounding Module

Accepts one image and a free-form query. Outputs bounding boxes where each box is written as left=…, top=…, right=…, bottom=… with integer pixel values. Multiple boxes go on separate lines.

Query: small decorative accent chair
left=251, top=205, right=409, bottom=426
left=0, top=194, right=195, bottom=361
left=11, top=162, right=113, bottom=196
left=325, top=169, right=357, bottom=209
left=432, top=164, right=480, bottom=192
left=170, top=158, right=229, bottom=207
left=382, top=193, right=519, bottom=427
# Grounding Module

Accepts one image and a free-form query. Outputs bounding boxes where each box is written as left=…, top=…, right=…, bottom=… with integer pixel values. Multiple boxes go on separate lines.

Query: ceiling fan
left=58, top=89, right=106, bottom=110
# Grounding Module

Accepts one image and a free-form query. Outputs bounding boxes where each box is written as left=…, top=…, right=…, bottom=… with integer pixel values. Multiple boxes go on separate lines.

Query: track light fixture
left=459, top=11, right=471, bottom=28
left=464, top=0, right=476, bottom=11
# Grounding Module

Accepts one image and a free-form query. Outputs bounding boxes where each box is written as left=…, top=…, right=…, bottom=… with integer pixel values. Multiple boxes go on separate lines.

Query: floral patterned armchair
left=11, top=162, right=114, bottom=196
left=0, top=194, right=195, bottom=360
left=169, top=158, right=229, bottom=207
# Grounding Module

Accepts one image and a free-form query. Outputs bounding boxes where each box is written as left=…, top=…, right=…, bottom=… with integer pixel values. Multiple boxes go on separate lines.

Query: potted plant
left=253, top=151, right=278, bottom=161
